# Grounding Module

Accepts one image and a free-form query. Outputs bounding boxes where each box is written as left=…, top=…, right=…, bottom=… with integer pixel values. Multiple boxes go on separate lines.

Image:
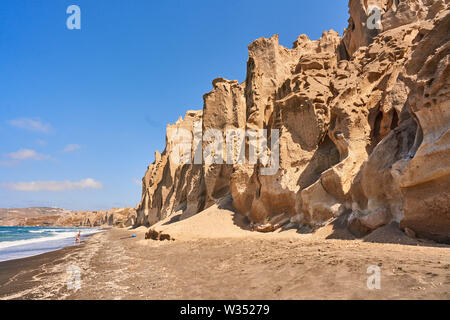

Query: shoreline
left=0, top=242, right=85, bottom=299
left=0, top=227, right=106, bottom=263
left=1, top=227, right=449, bottom=300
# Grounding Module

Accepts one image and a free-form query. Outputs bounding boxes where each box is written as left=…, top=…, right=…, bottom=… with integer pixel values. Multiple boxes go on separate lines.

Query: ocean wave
left=28, top=228, right=74, bottom=233
left=28, top=230, right=51, bottom=233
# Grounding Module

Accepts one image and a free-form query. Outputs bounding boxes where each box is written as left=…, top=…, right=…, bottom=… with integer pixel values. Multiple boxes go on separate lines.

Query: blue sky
left=0, top=0, right=349, bottom=210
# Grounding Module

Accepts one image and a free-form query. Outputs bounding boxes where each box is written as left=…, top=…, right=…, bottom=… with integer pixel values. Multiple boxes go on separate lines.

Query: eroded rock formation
left=0, top=207, right=137, bottom=228
left=137, top=0, right=450, bottom=243
left=59, top=207, right=137, bottom=228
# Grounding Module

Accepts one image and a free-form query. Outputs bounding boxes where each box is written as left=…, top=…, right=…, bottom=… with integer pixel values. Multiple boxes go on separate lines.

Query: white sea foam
left=29, top=229, right=51, bottom=233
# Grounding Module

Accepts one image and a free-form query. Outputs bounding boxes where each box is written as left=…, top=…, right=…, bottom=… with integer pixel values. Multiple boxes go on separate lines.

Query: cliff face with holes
left=137, top=0, right=450, bottom=243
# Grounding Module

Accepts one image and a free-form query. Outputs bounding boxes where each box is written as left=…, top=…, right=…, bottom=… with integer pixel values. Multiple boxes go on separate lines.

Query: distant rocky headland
left=0, top=207, right=136, bottom=228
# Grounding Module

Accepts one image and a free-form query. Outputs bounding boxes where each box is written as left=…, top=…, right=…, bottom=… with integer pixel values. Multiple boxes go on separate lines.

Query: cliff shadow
left=161, top=213, right=182, bottom=226
left=322, top=212, right=357, bottom=240
left=297, top=134, right=340, bottom=190
left=363, top=222, right=450, bottom=248
left=217, top=195, right=252, bottom=231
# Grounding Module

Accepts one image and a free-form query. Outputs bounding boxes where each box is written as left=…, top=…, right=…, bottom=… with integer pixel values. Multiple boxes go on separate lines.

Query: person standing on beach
left=75, top=230, right=81, bottom=244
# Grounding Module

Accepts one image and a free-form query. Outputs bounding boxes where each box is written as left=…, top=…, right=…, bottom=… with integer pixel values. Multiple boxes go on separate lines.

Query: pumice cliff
left=137, top=0, right=450, bottom=243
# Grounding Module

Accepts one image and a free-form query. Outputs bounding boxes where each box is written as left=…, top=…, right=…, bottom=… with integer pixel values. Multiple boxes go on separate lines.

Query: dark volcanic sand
left=0, top=228, right=449, bottom=300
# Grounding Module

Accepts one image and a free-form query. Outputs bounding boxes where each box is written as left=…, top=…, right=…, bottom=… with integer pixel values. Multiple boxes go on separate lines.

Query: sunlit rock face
left=137, top=0, right=450, bottom=243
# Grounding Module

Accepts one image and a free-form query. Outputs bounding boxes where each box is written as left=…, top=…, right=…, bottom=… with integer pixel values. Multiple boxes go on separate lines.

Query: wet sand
left=0, top=227, right=449, bottom=300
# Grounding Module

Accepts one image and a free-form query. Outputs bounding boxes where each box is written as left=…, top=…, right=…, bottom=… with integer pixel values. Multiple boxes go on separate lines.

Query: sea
left=0, top=226, right=103, bottom=262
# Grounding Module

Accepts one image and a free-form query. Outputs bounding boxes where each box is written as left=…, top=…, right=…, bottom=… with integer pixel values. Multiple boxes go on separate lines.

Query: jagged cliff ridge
left=0, top=207, right=137, bottom=228
left=57, top=207, right=137, bottom=228
left=137, top=0, right=450, bottom=243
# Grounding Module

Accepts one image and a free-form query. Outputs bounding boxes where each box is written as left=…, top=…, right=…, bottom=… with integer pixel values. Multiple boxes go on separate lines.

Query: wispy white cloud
left=9, top=118, right=52, bottom=133
left=132, top=178, right=142, bottom=185
left=36, top=139, right=48, bottom=146
left=0, top=178, right=103, bottom=192
left=62, top=144, right=81, bottom=153
left=6, top=149, right=50, bottom=161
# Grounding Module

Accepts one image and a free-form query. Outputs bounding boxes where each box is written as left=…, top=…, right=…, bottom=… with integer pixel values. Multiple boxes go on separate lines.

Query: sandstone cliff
left=56, top=207, right=137, bottom=228
left=137, top=0, right=450, bottom=243
left=0, top=207, right=137, bottom=228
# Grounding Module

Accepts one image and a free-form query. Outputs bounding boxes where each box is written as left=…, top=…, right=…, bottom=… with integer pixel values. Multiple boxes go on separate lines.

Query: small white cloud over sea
left=62, top=144, right=81, bottom=153
left=6, top=149, right=50, bottom=161
left=8, top=118, right=52, bottom=133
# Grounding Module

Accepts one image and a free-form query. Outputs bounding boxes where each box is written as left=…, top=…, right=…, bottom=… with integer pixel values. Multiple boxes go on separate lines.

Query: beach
left=1, top=222, right=449, bottom=300
left=2, top=0, right=449, bottom=305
